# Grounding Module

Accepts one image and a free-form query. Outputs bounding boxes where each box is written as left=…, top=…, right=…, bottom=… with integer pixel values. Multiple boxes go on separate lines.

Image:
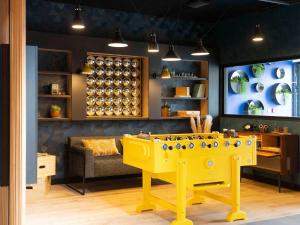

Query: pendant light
left=108, top=28, right=128, bottom=48
left=72, top=4, right=85, bottom=30
left=252, top=24, right=264, bottom=42
left=81, top=63, right=93, bottom=75
left=191, top=39, right=210, bottom=56
left=148, top=32, right=159, bottom=53
left=161, top=67, right=171, bottom=79
left=162, top=44, right=181, bottom=61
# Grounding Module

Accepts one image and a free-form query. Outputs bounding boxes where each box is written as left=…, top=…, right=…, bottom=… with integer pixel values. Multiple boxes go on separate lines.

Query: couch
left=66, top=135, right=140, bottom=195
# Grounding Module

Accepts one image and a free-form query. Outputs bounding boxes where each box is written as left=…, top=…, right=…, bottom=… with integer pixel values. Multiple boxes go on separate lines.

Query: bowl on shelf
left=95, top=106, right=105, bottom=116
left=95, top=67, right=105, bottom=76
left=122, top=88, right=131, bottom=97
left=122, top=97, right=131, bottom=106
left=113, top=97, right=122, bottom=106
left=131, top=59, right=139, bottom=68
left=105, top=106, right=114, bottom=116
left=114, top=68, right=122, bottom=77
left=96, top=87, right=105, bottom=96
left=131, top=69, right=139, bottom=78
left=95, top=56, right=104, bottom=66
left=113, top=106, right=123, bottom=116
left=113, top=78, right=122, bottom=87
left=123, top=68, right=131, bottom=77
left=105, top=77, right=113, bottom=86
left=86, top=106, right=96, bottom=116
left=131, top=88, right=140, bottom=97
left=105, top=87, right=113, bottom=96
left=123, top=78, right=130, bottom=87
left=131, top=107, right=140, bottom=116
left=123, top=58, right=131, bottom=67
left=87, top=75, right=96, bottom=86
left=105, top=57, right=113, bottom=67
left=87, top=87, right=96, bottom=96
left=96, top=96, right=105, bottom=106
left=122, top=106, right=131, bottom=116
left=113, top=87, right=122, bottom=97
left=131, top=78, right=140, bottom=87
left=86, top=96, right=96, bottom=106
left=131, top=97, right=140, bottom=106
left=114, top=58, right=122, bottom=67
left=87, top=55, right=95, bottom=65
left=104, top=96, right=114, bottom=106
left=96, top=77, right=105, bottom=86
left=105, top=67, right=114, bottom=77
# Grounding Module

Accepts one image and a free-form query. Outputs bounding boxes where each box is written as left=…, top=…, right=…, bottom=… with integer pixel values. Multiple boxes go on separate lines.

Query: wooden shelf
left=38, top=117, right=71, bottom=122
left=161, top=97, right=207, bottom=100
left=158, top=77, right=207, bottom=81
left=257, top=150, right=280, bottom=157
left=38, top=71, right=71, bottom=76
left=160, top=116, right=195, bottom=120
left=86, top=116, right=149, bottom=121
left=38, top=94, right=71, bottom=98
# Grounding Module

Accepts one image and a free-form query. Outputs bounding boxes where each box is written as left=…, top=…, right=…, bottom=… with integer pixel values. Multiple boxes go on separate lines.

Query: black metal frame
left=66, top=147, right=86, bottom=195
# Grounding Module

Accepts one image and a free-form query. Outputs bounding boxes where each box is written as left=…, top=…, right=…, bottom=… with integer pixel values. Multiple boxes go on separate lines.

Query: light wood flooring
left=26, top=178, right=300, bottom=225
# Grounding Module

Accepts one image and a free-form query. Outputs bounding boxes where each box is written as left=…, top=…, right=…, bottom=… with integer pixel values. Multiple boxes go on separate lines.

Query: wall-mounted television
left=223, top=58, right=300, bottom=118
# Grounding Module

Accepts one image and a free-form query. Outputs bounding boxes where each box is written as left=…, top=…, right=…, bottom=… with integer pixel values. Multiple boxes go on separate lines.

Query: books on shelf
left=193, top=84, right=206, bottom=98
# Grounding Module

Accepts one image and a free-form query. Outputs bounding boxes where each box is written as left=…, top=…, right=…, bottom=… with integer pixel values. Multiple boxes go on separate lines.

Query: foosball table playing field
left=123, top=133, right=257, bottom=225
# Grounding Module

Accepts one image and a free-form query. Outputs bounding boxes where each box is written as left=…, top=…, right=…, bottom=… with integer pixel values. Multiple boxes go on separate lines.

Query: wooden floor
left=26, top=178, right=300, bottom=225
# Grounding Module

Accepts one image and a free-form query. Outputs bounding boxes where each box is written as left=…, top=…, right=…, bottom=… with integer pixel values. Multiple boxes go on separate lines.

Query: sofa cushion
left=82, top=138, right=120, bottom=156
left=93, top=154, right=140, bottom=178
left=68, top=136, right=123, bottom=154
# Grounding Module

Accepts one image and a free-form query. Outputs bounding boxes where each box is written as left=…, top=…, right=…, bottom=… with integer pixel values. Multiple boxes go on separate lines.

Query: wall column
left=10, top=0, right=26, bottom=225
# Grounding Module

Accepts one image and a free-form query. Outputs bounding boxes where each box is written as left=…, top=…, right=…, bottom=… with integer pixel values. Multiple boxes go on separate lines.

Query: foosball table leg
left=188, top=191, right=205, bottom=205
left=136, top=170, right=155, bottom=212
left=171, top=160, right=193, bottom=225
left=227, top=156, right=247, bottom=222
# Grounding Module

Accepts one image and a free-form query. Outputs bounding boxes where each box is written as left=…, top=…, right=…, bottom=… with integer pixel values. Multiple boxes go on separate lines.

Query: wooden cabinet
left=238, top=132, right=299, bottom=191
left=37, top=154, right=56, bottom=179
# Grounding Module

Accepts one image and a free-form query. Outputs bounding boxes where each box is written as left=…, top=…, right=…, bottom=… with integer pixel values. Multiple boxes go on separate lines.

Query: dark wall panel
left=0, top=45, right=10, bottom=187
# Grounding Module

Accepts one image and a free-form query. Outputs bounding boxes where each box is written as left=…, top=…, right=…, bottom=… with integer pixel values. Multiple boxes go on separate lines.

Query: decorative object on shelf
left=85, top=53, right=143, bottom=117
left=255, top=82, right=264, bottom=92
left=230, top=70, right=249, bottom=94
left=258, top=124, right=271, bottom=133
left=191, top=39, right=210, bottom=56
left=161, top=66, right=171, bottom=79
left=246, top=100, right=264, bottom=115
left=50, top=83, right=59, bottom=95
left=162, top=43, right=181, bottom=61
left=82, top=63, right=94, bottom=75
left=175, top=87, right=191, bottom=98
left=273, top=83, right=292, bottom=105
left=161, top=101, right=171, bottom=118
left=86, top=56, right=95, bottom=65
left=251, top=63, right=265, bottom=78
left=243, top=123, right=255, bottom=131
left=252, top=24, right=264, bottom=42
left=190, top=115, right=202, bottom=133
left=72, top=4, right=85, bottom=30
left=193, top=84, right=206, bottom=97
left=275, top=68, right=285, bottom=79
left=50, top=105, right=62, bottom=118
left=148, top=32, right=159, bottom=53
left=108, top=28, right=128, bottom=48
left=177, top=110, right=200, bottom=117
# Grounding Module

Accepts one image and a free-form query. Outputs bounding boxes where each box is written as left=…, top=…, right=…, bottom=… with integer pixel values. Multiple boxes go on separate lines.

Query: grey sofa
left=66, top=136, right=140, bottom=195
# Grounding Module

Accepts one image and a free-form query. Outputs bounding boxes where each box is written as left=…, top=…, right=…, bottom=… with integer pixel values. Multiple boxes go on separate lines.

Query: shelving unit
left=37, top=48, right=72, bottom=121
left=159, top=60, right=209, bottom=119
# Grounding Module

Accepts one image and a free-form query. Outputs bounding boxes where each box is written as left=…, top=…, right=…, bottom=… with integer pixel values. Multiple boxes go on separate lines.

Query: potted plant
left=276, top=87, right=291, bottom=105
left=50, top=104, right=62, bottom=118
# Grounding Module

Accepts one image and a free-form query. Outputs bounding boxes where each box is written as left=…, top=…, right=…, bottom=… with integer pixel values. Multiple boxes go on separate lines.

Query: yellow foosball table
left=123, top=133, right=257, bottom=225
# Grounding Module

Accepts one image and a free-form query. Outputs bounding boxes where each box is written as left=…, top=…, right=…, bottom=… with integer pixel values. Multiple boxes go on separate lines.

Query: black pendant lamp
left=72, top=4, right=85, bottom=30
left=252, top=24, right=264, bottom=42
left=191, top=39, right=210, bottom=56
left=162, top=44, right=181, bottom=61
left=148, top=32, right=159, bottom=53
left=108, top=28, right=128, bottom=48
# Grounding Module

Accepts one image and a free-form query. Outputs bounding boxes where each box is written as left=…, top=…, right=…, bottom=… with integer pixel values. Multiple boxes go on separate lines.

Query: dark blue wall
left=215, top=5, right=300, bottom=185
left=27, top=31, right=219, bottom=182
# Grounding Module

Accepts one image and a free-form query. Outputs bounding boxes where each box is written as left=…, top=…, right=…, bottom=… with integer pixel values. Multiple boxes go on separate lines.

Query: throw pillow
left=82, top=138, right=120, bottom=156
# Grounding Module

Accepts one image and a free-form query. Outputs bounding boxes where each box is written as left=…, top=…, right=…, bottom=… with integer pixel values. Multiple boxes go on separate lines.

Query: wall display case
left=83, top=52, right=149, bottom=120
left=157, top=60, right=209, bottom=119
left=224, top=57, right=300, bottom=117
left=37, top=48, right=72, bottom=121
